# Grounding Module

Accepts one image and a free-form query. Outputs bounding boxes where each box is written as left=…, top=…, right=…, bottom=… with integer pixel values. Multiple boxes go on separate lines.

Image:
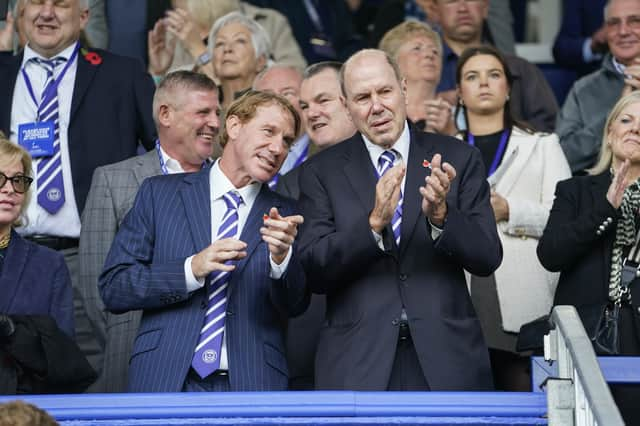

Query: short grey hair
left=208, top=12, right=271, bottom=63
left=152, top=70, right=218, bottom=128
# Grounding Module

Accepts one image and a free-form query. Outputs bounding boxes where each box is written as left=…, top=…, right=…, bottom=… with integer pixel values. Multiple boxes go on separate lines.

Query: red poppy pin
left=422, top=159, right=431, bottom=169
left=81, top=48, right=102, bottom=66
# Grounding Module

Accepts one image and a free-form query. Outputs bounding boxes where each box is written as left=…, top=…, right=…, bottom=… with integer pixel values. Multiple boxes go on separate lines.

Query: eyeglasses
left=0, top=172, right=33, bottom=194
left=605, top=15, right=640, bottom=31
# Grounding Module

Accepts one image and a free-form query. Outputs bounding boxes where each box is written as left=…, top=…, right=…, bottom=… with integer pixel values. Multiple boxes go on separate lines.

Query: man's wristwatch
left=196, top=51, right=211, bottom=67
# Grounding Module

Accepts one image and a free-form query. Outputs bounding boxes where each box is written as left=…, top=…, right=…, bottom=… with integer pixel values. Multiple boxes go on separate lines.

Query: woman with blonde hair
left=379, top=20, right=455, bottom=134
left=538, top=91, right=640, bottom=424
left=0, top=134, right=74, bottom=337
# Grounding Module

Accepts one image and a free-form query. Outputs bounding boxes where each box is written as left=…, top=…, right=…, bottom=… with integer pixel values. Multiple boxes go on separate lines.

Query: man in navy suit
left=298, top=49, right=501, bottom=391
left=100, top=91, right=308, bottom=392
left=0, top=0, right=155, bottom=375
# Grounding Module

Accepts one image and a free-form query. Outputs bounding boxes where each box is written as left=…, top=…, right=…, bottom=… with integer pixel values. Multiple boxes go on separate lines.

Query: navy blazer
left=99, top=167, right=308, bottom=392
left=0, top=230, right=74, bottom=337
left=552, top=0, right=606, bottom=75
left=0, top=46, right=156, bottom=214
left=298, top=128, right=501, bottom=391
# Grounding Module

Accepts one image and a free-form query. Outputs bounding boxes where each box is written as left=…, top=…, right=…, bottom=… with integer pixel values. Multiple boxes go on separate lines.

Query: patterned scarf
left=609, top=179, right=640, bottom=303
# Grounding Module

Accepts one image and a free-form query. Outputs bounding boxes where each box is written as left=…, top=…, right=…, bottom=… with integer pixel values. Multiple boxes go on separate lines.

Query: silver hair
left=208, top=11, right=271, bottom=63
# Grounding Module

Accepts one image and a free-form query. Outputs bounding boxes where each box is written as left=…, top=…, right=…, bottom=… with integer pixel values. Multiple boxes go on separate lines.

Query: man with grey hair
left=79, top=71, right=220, bottom=392
left=298, top=49, right=501, bottom=391
left=557, top=0, right=640, bottom=173
left=0, top=0, right=156, bottom=379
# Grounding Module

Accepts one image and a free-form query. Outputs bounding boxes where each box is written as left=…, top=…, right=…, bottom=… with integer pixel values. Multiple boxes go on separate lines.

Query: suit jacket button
left=391, top=319, right=399, bottom=326
left=637, top=306, right=640, bottom=315
left=226, top=310, right=234, bottom=316
left=200, top=301, right=207, bottom=309
left=399, top=273, right=407, bottom=281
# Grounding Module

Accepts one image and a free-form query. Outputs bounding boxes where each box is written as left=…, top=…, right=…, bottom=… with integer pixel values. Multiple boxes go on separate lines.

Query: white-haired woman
left=210, top=12, right=271, bottom=108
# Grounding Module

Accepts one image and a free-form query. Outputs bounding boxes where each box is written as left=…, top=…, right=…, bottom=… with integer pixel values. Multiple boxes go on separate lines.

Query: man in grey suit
left=78, top=71, right=220, bottom=392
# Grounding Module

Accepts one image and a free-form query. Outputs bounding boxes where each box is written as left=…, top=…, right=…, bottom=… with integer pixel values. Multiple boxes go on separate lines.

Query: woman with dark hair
left=455, top=45, right=571, bottom=390
left=537, top=91, right=640, bottom=424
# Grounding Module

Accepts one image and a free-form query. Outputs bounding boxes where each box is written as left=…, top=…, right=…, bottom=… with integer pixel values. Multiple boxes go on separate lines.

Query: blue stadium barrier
left=531, top=356, right=640, bottom=392
left=0, top=391, right=548, bottom=425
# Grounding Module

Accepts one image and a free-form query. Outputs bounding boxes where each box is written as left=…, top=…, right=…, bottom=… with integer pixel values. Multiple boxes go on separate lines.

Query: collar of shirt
left=612, top=56, right=628, bottom=76
left=22, top=42, right=77, bottom=69
left=158, top=144, right=186, bottom=174
left=362, top=120, right=411, bottom=170
left=209, top=159, right=261, bottom=207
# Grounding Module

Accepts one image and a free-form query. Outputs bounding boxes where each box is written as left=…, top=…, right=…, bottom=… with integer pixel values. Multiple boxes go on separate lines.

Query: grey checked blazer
left=78, top=150, right=162, bottom=392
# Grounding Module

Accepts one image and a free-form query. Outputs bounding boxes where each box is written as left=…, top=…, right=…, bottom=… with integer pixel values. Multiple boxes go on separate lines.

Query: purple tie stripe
left=32, top=57, right=67, bottom=214
left=377, top=150, right=403, bottom=246
left=191, top=191, right=243, bottom=378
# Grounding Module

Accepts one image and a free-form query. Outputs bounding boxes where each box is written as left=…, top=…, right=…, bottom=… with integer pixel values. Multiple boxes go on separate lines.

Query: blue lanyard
left=467, top=129, right=510, bottom=177
left=21, top=42, right=80, bottom=121
left=155, top=140, right=208, bottom=175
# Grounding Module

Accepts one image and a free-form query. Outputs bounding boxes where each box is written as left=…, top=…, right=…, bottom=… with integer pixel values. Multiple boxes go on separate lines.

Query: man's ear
left=157, top=104, right=172, bottom=127
left=226, top=115, right=242, bottom=141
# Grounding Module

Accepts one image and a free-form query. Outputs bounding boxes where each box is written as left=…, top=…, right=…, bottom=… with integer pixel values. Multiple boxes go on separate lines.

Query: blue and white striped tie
left=378, top=150, right=403, bottom=246
left=32, top=57, right=66, bottom=214
left=191, top=191, right=243, bottom=378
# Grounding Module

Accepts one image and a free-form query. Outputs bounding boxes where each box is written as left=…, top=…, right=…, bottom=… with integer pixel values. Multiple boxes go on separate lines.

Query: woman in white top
left=455, top=45, right=571, bottom=390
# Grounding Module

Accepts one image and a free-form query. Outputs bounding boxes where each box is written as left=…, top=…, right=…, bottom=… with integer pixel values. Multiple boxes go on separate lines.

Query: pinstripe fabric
left=99, top=167, right=309, bottom=392
left=78, top=150, right=161, bottom=392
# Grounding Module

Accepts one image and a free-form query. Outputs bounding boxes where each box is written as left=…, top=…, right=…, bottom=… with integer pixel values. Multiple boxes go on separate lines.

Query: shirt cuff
left=270, top=246, right=292, bottom=279
left=184, top=255, right=205, bottom=292
left=582, top=37, right=602, bottom=63
left=371, top=229, right=385, bottom=250
left=428, top=219, right=444, bottom=240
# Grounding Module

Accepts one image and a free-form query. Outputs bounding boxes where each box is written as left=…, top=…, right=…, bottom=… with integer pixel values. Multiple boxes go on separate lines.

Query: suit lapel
left=70, top=47, right=98, bottom=119
left=494, top=129, right=537, bottom=195
left=342, top=135, right=378, bottom=215
left=180, top=168, right=212, bottom=255
left=0, top=53, right=22, bottom=134
left=227, top=186, right=279, bottom=299
left=0, top=231, right=30, bottom=312
left=133, top=150, right=163, bottom=186
left=400, top=130, right=435, bottom=256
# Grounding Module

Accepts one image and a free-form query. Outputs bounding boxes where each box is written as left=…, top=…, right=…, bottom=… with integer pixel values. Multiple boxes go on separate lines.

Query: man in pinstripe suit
left=99, top=91, right=308, bottom=392
left=78, top=70, right=220, bottom=392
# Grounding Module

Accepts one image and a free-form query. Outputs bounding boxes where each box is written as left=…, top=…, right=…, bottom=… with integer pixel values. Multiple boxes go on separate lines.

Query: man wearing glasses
left=558, top=0, right=640, bottom=174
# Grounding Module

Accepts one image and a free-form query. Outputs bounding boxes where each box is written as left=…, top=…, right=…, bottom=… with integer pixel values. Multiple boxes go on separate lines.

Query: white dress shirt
left=11, top=43, right=81, bottom=238
left=184, top=160, right=292, bottom=370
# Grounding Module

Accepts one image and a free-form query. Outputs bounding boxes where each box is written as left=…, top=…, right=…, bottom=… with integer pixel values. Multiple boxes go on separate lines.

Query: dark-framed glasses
left=0, top=172, right=33, bottom=194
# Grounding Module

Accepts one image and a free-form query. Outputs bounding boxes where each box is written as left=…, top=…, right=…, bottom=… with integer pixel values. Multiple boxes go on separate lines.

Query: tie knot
left=223, top=191, right=243, bottom=210
left=378, top=150, right=396, bottom=176
left=32, top=57, right=66, bottom=74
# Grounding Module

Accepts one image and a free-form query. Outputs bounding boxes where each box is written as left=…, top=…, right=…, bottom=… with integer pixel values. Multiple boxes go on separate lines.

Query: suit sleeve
left=515, top=60, right=558, bottom=133
left=552, top=0, right=592, bottom=68
left=132, top=60, right=157, bottom=151
left=297, top=160, right=392, bottom=293
left=99, top=179, right=189, bottom=313
left=78, top=167, right=115, bottom=355
left=502, top=134, right=572, bottom=238
left=433, top=147, right=503, bottom=276
left=537, top=177, right=619, bottom=272
left=49, top=253, right=75, bottom=338
left=556, top=86, right=609, bottom=173
left=269, top=209, right=309, bottom=317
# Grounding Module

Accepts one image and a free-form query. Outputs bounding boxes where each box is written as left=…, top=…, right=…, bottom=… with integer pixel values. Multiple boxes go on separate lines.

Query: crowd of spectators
left=0, top=0, right=639, bottom=422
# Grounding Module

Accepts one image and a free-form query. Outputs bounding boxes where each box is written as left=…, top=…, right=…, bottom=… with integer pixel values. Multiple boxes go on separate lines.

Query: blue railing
left=0, top=391, right=547, bottom=425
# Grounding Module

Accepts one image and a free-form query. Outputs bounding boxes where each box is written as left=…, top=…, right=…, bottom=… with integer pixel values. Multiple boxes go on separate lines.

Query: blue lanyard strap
left=21, top=42, right=80, bottom=119
left=467, top=128, right=510, bottom=177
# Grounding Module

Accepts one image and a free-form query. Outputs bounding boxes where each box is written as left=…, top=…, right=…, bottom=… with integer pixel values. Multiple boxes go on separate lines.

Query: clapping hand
left=420, top=153, right=456, bottom=226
